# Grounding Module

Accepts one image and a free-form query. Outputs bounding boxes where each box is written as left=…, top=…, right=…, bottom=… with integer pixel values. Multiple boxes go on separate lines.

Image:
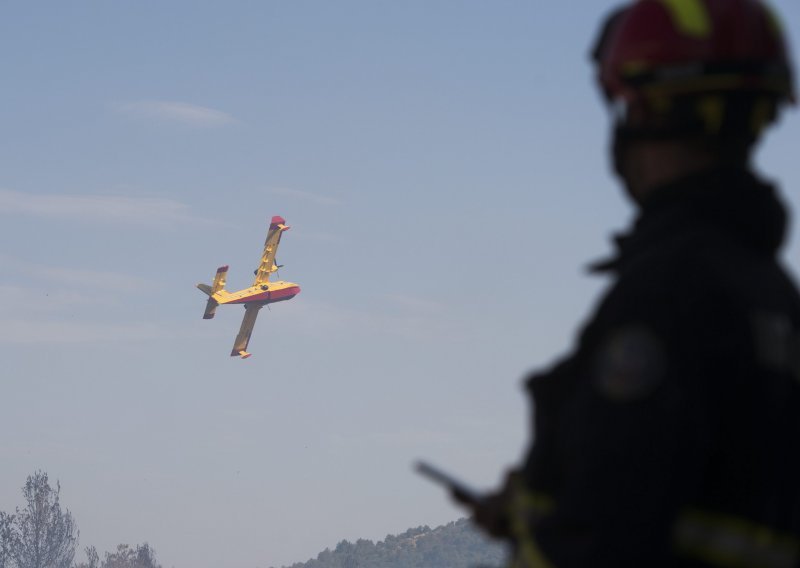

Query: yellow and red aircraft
left=197, top=215, right=301, bottom=359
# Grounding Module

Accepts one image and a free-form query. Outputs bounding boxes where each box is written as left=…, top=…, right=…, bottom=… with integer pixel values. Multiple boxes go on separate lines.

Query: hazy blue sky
left=1, top=2, right=799, bottom=567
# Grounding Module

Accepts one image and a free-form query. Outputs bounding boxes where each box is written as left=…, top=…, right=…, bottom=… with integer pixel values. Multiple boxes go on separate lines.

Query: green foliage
left=272, top=519, right=507, bottom=568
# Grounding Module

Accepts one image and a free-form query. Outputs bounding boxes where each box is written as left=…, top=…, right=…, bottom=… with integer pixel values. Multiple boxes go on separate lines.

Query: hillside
left=272, top=518, right=508, bottom=568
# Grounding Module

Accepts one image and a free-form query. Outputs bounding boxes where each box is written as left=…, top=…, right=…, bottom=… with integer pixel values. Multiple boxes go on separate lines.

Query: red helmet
left=594, top=0, right=796, bottom=111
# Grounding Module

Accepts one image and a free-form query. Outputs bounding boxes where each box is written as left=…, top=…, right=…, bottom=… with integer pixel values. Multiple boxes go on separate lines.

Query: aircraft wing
left=253, top=216, right=290, bottom=285
left=231, top=304, right=263, bottom=358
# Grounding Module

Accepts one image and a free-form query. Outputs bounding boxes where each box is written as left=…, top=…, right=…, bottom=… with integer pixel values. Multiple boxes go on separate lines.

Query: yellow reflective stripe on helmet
left=658, top=0, right=712, bottom=38
left=674, top=509, right=800, bottom=568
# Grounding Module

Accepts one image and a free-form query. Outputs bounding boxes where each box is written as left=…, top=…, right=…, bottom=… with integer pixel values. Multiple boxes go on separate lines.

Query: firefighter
left=461, top=1, right=800, bottom=566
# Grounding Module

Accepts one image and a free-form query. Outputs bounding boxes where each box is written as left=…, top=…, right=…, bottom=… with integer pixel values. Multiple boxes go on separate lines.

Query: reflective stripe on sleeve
left=509, top=532, right=554, bottom=568
left=506, top=479, right=556, bottom=568
left=674, top=509, right=800, bottom=568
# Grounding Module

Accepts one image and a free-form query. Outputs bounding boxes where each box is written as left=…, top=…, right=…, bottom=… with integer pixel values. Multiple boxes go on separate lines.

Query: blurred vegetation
left=0, top=471, right=160, bottom=568
left=272, top=518, right=508, bottom=568
left=2, top=472, right=504, bottom=568
left=73, top=544, right=161, bottom=568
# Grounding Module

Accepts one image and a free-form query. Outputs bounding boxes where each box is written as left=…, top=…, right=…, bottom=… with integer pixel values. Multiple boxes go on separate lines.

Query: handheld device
left=414, top=460, right=484, bottom=505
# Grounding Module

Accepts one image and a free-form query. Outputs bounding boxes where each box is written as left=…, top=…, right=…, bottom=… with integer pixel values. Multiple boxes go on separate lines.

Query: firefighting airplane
left=197, top=215, right=300, bottom=359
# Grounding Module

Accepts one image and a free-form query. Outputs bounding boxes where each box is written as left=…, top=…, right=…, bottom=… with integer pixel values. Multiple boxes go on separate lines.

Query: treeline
left=3, top=471, right=506, bottom=568
left=0, top=471, right=161, bottom=568
left=272, top=518, right=508, bottom=568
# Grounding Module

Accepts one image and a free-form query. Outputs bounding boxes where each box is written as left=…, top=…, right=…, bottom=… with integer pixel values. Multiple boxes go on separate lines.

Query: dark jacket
left=515, top=168, right=800, bottom=567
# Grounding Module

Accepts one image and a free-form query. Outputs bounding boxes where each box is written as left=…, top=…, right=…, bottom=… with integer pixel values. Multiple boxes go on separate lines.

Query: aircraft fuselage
left=214, top=280, right=300, bottom=306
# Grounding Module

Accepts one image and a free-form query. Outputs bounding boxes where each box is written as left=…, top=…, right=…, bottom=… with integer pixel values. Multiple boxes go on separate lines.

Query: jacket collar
left=590, top=167, right=788, bottom=274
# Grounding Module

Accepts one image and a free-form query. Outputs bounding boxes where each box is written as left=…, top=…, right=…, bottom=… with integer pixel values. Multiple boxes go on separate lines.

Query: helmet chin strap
left=611, top=123, right=643, bottom=202
left=611, top=121, right=711, bottom=203
left=610, top=109, right=702, bottom=142
left=611, top=121, right=688, bottom=180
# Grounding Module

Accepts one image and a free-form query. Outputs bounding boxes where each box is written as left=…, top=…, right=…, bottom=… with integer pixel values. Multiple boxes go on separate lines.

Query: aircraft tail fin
left=211, top=265, right=229, bottom=294
left=197, top=265, right=229, bottom=296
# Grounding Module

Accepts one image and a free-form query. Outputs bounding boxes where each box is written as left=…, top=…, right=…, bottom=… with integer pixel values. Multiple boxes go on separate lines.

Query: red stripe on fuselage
left=228, top=286, right=301, bottom=305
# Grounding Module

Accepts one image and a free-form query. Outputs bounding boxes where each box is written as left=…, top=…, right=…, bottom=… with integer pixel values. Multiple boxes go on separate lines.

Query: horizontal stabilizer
left=197, top=283, right=213, bottom=296
left=203, top=297, right=218, bottom=320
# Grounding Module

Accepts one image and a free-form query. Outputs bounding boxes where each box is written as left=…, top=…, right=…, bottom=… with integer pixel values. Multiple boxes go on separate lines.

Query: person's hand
left=450, top=470, right=518, bottom=539
left=466, top=490, right=512, bottom=538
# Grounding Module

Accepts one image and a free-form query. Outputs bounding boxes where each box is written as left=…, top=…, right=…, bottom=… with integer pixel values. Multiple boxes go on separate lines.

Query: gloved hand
left=451, top=470, right=518, bottom=539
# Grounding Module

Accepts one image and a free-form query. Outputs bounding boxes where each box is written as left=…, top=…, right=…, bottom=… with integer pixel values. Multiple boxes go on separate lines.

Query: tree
left=74, top=546, right=100, bottom=568
left=74, top=544, right=161, bottom=568
left=273, top=519, right=507, bottom=568
left=102, top=544, right=160, bottom=568
left=0, top=512, right=16, bottom=568
left=12, top=471, right=78, bottom=568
